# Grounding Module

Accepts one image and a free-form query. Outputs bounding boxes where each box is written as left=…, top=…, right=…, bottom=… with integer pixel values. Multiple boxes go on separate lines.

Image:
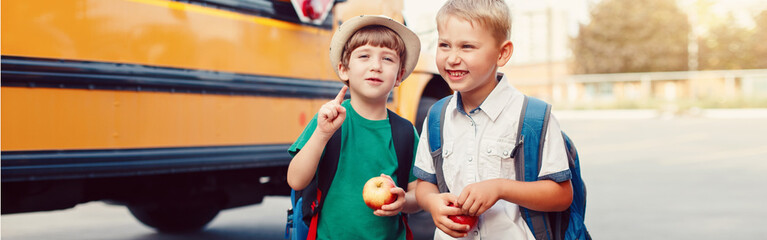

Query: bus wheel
left=415, top=97, right=439, bottom=134
left=127, top=201, right=220, bottom=233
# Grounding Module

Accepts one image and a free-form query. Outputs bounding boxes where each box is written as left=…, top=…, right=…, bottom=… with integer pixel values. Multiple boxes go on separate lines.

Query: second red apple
left=447, top=202, right=478, bottom=231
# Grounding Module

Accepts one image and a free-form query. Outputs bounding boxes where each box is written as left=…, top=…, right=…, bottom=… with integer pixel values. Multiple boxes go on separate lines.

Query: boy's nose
left=370, top=59, right=383, bottom=72
left=447, top=52, right=461, bottom=65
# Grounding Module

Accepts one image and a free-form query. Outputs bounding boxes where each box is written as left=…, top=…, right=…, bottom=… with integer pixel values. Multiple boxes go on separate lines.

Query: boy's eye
left=383, top=57, right=395, bottom=62
left=438, top=43, right=449, bottom=48
left=357, top=54, right=369, bottom=58
left=462, top=44, right=474, bottom=49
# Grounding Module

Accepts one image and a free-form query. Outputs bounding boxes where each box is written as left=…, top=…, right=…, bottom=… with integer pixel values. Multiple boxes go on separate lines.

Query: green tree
left=572, top=0, right=690, bottom=74
left=753, top=10, right=767, bottom=68
left=698, top=14, right=754, bottom=70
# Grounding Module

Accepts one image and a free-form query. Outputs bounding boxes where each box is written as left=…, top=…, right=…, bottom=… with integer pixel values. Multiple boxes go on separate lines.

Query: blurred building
left=502, top=0, right=585, bottom=104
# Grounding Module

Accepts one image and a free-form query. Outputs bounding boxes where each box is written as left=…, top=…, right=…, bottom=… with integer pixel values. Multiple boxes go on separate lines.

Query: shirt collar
left=455, top=93, right=476, bottom=115
left=454, top=72, right=516, bottom=122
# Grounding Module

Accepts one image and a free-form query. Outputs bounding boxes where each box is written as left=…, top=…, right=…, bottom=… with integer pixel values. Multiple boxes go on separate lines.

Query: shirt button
left=468, top=157, right=473, bottom=162
left=473, top=230, right=479, bottom=235
left=487, top=148, right=493, bottom=154
left=503, top=151, right=509, bottom=156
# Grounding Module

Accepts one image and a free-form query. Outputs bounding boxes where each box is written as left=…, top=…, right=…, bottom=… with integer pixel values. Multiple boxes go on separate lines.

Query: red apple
left=362, top=176, right=397, bottom=210
left=447, top=203, right=478, bottom=231
left=448, top=215, right=478, bottom=230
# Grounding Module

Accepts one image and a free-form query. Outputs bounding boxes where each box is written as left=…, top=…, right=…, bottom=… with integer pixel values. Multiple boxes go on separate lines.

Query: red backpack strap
left=402, top=215, right=413, bottom=240
left=306, top=189, right=322, bottom=240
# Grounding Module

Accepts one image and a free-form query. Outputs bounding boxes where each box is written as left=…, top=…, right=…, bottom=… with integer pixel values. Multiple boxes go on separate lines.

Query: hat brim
left=329, top=15, right=421, bottom=83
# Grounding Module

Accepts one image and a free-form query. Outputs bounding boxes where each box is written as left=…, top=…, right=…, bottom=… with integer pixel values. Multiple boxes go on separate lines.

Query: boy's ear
left=338, top=63, right=350, bottom=83
left=497, top=40, right=514, bottom=67
left=394, top=68, right=405, bottom=87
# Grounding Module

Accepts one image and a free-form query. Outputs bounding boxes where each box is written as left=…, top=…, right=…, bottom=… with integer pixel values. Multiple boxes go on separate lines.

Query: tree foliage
left=753, top=10, right=767, bottom=69
left=697, top=14, right=754, bottom=70
left=697, top=9, right=767, bottom=70
left=572, top=0, right=690, bottom=74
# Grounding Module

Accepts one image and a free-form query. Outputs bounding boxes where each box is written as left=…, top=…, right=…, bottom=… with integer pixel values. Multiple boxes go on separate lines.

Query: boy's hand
left=317, top=86, right=347, bottom=135
left=374, top=174, right=405, bottom=217
left=456, top=179, right=502, bottom=216
left=427, top=193, right=471, bottom=238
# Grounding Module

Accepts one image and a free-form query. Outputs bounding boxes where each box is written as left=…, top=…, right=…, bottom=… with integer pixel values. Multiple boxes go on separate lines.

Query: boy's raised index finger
left=334, top=85, right=348, bottom=103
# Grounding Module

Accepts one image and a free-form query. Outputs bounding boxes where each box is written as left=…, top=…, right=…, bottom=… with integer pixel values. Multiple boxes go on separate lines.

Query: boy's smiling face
left=436, top=16, right=511, bottom=96
left=339, top=44, right=403, bottom=102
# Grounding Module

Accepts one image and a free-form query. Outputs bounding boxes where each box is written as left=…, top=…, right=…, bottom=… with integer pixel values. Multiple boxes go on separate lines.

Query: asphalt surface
left=559, top=118, right=767, bottom=239
left=3, top=117, right=767, bottom=239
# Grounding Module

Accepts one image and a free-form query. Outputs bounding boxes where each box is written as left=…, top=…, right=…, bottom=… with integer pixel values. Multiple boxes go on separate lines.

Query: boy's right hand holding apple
left=424, top=193, right=472, bottom=238
left=316, top=86, right=347, bottom=137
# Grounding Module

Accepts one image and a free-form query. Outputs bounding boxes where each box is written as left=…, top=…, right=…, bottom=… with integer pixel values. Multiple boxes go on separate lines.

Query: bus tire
left=127, top=202, right=220, bottom=233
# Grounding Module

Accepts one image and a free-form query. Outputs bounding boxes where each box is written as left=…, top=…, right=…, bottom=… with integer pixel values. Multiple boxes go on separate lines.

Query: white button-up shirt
left=414, top=73, right=570, bottom=240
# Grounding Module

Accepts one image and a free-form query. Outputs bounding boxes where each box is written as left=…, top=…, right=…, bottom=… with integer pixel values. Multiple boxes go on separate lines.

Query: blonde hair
left=340, top=25, right=407, bottom=72
left=436, top=0, right=511, bottom=43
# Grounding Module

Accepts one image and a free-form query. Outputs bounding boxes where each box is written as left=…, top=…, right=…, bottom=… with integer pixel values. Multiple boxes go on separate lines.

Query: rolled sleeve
left=414, top=166, right=437, bottom=184
left=539, top=169, right=572, bottom=182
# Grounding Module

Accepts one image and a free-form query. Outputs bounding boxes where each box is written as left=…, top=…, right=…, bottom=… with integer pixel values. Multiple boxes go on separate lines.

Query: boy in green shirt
left=287, top=15, right=421, bottom=240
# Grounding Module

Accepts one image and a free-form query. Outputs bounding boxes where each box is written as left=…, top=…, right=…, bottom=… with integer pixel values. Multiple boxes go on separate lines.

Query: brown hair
left=436, top=0, right=511, bottom=44
left=340, top=25, right=407, bottom=73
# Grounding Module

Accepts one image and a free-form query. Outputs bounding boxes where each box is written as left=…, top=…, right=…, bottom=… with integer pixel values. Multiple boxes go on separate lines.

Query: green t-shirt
left=288, top=99, right=418, bottom=240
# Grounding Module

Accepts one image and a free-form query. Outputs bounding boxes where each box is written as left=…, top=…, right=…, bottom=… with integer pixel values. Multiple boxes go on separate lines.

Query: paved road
left=1, top=197, right=291, bottom=240
left=559, top=118, right=767, bottom=239
left=3, top=117, right=767, bottom=239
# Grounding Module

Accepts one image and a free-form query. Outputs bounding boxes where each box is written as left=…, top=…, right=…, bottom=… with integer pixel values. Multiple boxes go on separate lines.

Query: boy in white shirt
left=413, top=0, right=573, bottom=239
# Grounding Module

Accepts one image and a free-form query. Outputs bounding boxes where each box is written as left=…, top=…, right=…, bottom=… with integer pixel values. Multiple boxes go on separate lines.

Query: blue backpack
left=285, top=109, right=415, bottom=240
left=426, top=95, right=590, bottom=240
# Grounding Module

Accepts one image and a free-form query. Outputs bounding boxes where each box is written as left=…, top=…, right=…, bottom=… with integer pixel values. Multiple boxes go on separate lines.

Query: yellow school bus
left=1, top=0, right=450, bottom=233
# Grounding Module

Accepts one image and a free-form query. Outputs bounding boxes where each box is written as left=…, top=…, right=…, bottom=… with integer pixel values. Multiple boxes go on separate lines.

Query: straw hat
left=329, top=15, right=421, bottom=82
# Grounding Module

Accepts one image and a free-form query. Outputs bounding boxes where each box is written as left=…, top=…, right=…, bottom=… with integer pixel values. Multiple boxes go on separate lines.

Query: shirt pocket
left=481, top=139, right=516, bottom=179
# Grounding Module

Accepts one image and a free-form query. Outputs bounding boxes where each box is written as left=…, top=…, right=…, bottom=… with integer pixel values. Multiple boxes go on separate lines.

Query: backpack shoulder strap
left=388, top=109, right=416, bottom=240
left=515, top=95, right=555, bottom=240
left=517, top=96, right=552, bottom=182
left=427, top=96, right=452, bottom=152
left=388, top=109, right=415, bottom=189
left=317, top=128, right=343, bottom=198
left=301, top=127, right=342, bottom=240
left=427, top=95, right=453, bottom=193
